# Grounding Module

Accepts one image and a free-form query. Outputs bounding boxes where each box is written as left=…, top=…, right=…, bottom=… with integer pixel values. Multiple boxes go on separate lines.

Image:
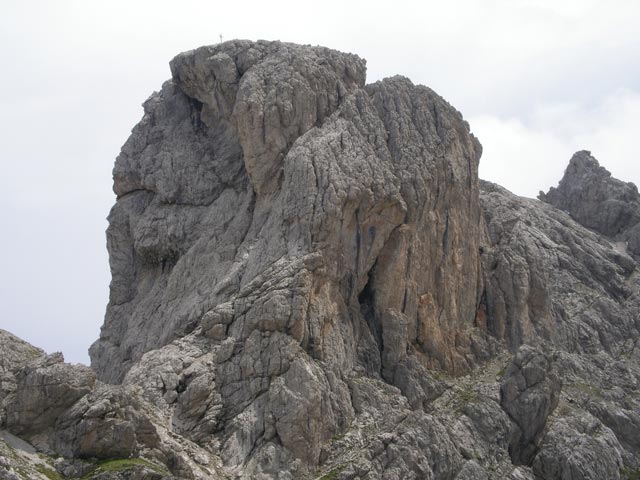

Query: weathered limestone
left=5, top=353, right=95, bottom=440
left=86, top=40, right=489, bottom=473
left=500, top=346, right=561, bottom=464
left=0, top=329, right=45, bottom=427
left=2, top=41, right=640, bottom=480
left=480, top=180, right=638, bottom=353
left=539, top=150, right=640, bottom=256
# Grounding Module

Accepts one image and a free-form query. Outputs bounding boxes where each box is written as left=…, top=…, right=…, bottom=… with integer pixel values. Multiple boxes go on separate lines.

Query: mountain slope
left=0, top=41, right=638, bottom=480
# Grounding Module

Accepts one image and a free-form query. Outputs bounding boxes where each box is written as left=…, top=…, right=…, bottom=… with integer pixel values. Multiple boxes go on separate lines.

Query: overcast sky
left=1, top=0, right=638, bottom=364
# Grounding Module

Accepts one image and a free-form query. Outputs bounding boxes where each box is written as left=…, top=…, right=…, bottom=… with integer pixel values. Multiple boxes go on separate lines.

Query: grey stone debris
left=1, top=41, right=639, bottom=479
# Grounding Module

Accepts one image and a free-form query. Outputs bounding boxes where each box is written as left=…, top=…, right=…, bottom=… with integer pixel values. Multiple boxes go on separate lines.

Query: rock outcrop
left=0, top=330, right=44, bottom=427
left=5, top=353, right=95, bottom=442
left=539, top=150, right=640, bottom=256
left=1, top=41, right=640, bottom=480
left=91, top=40, right=486, bottom=390
left=1, top=346, right=225, bottom=479
left=87, top=40, right=489, bottom=471
left=500, top=346, right=561, bottom=465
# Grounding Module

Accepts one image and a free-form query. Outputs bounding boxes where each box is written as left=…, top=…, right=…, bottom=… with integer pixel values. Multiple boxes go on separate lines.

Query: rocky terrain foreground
left=1, top=40, right=639, bottom=480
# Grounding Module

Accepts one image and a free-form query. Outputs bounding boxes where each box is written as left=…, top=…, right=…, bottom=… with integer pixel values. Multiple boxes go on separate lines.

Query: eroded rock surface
left=5, top=353, right=95, bottom=441
left=0, top=330, right=45, bottom=427
left=86, top=39, right=491, bottom=474
left=500, top=346, right=560, bottom=464
left=2, top=41, right=640, bottom=480
left=91, top=40, right=486, bottom=388
left=539, top=150, right=640, bottom=256
left=481, top=180, right=638, bottom=353
left=1, top=348, right=224, bottom=479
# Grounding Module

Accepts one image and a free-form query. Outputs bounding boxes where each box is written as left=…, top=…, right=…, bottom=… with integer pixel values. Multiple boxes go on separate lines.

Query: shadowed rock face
left=539, top=150, right=640, bottom=255
left=500, top=346, right=561, bottom=465
left=481, top=180, right=638, bottom=353
left=2, top=41, right=640, bottom=480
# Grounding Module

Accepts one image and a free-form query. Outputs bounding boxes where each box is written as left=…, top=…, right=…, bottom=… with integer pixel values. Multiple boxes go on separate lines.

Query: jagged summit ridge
left=539, top=150, right=640, bottom=254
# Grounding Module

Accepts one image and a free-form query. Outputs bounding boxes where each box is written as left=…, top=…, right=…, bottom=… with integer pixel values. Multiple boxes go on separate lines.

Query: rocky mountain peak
left=539, top=150, right=640, bottom=248
left=567, top=149, right=606, bottom=173
left=2, top=41, right=640, bottom=480
left=91, top=39, right=485, bottom=389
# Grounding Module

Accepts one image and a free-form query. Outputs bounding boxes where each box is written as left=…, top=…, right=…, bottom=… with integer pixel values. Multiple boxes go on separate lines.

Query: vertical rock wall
left=89, top=40, right=487, bottom=468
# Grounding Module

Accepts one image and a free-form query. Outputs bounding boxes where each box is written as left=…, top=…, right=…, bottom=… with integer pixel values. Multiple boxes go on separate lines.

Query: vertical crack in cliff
left=441, top=209, right=450, bottom=262
left=358, top=273, right=382, bottom=354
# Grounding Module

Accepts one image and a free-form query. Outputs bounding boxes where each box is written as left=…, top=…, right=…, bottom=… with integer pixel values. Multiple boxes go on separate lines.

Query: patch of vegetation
left=27, top=347, right=43, bottom=359
left=15, top=467, right=31, bottom=479
left=80, top=458, right=169, bottom=479
left=590, top=422, right=604, bottom=439
left=569, top=382, right=602, bottom=398
left=459, top=388, right=477, bottom=403
left=319, top=465, right=346, bottom=480
left=1, top=439, right=19, bottom=457
left=451, top=386, right=478, bottom=414
left=621, top=466, right=640, bottom=480
left=556, top=402, right=575, bottom=417
left=36, top=464, right=62, bottom=480
left=618, top=347, right=632, bottom=359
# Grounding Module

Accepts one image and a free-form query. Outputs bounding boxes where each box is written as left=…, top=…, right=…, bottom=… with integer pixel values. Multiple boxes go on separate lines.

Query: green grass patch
left=450, top=386, right=478, bottom=414
left=27, top=347, right=43, bottom=359
left=568, top=382, right=602, bottom=398
left=319, top=465, right=345, bottom=480
left=621, top=466, right=640, bottom=480
left=36, top=464, right=62, bottom=480
left=557, top=402, right=575, bottom=417
left=80, top=458, right=169, bottom=479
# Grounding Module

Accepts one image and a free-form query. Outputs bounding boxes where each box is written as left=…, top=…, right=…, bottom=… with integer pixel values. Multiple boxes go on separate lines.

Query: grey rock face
left=4, top=41, right=640, bottom=480
left=85, top=42, right=640, bottom=479
left=91, top=40, right=485, bottom=388
left=0, top=329, right=44, bottom=426
left=0, top=345, right=221, bottom=479
left=533, top=412, right=625, bottom=480
left=539, top=150, right=640, bottom=255
left=481, top=180, right=640, bottom=479
left=5, top=353, right=95, bottom=439
left=500, top=346, right=561, bottom=464
left=87, top=39, right=489, bottom=474
left=51, top=384, right=161, bottom=459
left=0, top=330, right=44, bottom=373
left=481, top=180, right=638, bottom=353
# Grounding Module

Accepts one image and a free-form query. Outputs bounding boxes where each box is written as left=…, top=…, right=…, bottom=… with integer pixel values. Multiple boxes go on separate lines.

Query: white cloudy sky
left=1, top=0, right=638, bottom=364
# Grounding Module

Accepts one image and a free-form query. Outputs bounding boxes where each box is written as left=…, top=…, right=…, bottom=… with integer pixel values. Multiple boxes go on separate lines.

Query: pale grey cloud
left=0, top=0, right=638, bottom=364
left=473, top=88, right=640, bottom=197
